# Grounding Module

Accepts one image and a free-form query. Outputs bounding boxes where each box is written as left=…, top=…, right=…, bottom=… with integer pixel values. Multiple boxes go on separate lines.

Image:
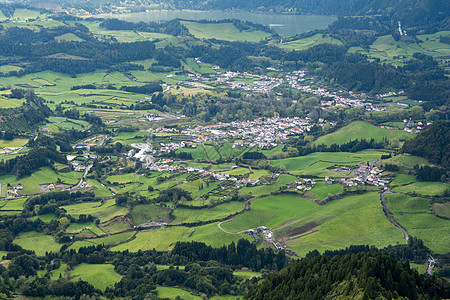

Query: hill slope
left=313, top=121, right=413, bottom=146
left=246, top=251, right=449, bottom=299
left=401, top=121, right=450, bottom=168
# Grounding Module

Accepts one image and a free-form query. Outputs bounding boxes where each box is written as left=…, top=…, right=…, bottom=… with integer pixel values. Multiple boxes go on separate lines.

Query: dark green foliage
left=155, top=188, right=192, bottom=203
left=415, top=165, right=447, bottom=182
left=0, top=135, right=67, bottom=179
left=402, top=121, right=450, bottom=168
left=242, top=152, right=266, bottom=159
left=385, top=164, right=400, bottom=172
left=246, top=251, right=449, bottom=300
left=120, top=82, right=163, bottom=94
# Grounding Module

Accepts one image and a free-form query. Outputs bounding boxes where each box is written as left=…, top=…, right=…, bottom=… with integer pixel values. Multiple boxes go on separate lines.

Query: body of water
left=104, top=10, right=336, bottom=36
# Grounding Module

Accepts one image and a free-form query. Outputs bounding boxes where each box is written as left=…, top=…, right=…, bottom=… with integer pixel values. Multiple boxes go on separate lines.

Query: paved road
left=427, top=255, right=436, bottom=275
left=380, top=188, right=409, bottom=241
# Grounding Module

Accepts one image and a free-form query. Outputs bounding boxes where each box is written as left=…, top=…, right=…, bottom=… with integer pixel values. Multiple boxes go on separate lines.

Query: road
left=427, top=255, right=436, bottom=275
left=380, top=188, right=409, bottom=241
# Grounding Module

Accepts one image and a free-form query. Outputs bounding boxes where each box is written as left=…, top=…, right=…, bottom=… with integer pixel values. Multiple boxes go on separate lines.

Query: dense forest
left=246, top=251, right=449, bottom=299
left=402, top=121, right=450, bottom=168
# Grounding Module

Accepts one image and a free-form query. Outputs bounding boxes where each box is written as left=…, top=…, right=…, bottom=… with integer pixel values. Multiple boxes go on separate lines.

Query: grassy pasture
left=233, top=271, right=262, bottom=280
left=222, top=195, right=315, bottom=232
left=392, top=182, right=449, bottom=196
left=112, top=221, right=251, bottom=252
left=279, top=33, right=343, bottom=51
left=156, top=286, right=201, bottom=300
left=286, top=192, right=405, bottom=256
left=62, top=199, right=128, bottom=222
left=0, top=167, right=81, bottom=195
left=172, top=201, right=244, bottom=224
left=390, top=174, right=415, bottom=185
left=30, top=214, right=59, bottom=223
left=431, top=202, right=450, bottom=219
left=313, top=121, right=412, bottom=146
left=181, top=21, right=270, bottom=42
left=0, top=198, right=27, bottom=211
left=385, top=193, right=430, bottom=213
left=384, top=154, right=432, bottom=169
left=0, top=138, right=28, bottom=148
left=130, top=203, right=171, bottom=225
left=238, top=174, right=297, bottom=197
left=55, top=33, right=85, bottom=42
left=71, top=264, right=122, bottom=291
left=308, top=182, right=342, bottom=201
left=13, top=9, right=42, bottom=20
left=14, top=231, right=61, bottom=256
left=69, top=231, right=135, bottom=251
left=271, top=150, right=381, bottom=176
left=395, top=213, right=449, bottom=254
left=0, top=95, right=24, bottom=108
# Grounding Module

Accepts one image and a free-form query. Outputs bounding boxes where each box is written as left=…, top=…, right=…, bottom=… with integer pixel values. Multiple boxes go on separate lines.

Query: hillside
left=246, top=251, right=449, bottom=299
left=402, top=121, right=450, bottom=168
left=313, top=121, right=413, bottom=146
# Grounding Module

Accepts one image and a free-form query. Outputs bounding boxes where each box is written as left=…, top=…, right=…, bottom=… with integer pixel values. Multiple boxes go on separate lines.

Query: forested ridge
left=402, top=121, right=450, bottom=168
left=246, top=251, right=449, bottom=299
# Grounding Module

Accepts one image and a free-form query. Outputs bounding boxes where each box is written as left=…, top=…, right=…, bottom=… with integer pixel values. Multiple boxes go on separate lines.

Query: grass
left=271, top=150, right=382, bottom=176
left=279, top=33, right=343, bottom=51
left=390, top=174, right=415, bottom=185
left=286, top=192, right=406, bottom=256
left=50, top=263, right=68, bottom=280
left=181, top=21, right=270, bottom=42
left=0, top=167, right=81, bottom=195
left=29, top=214, right=59, bottom=223
left=238, top=174, right=297, bottom=197
left=70, top=264, right=122, bottom=291
left=0, top=96, right=24, bottom=108
left=156, top=287, right=201, bottom=300
left=392, top=182, right=449, bottom=196
left=61, top=199, right=128, bottom=222
left=410, top=263, right=427, bottom=275
left=0, top=138, right=28, bottom=148
left=112, top=221, right=251, bottom=252
left=66, top=222, right=105, bottom=236
left=172, top=201, right=244, bottom=225
left=384, top=155, right=432, bottom=169
left=233, top=271, right=262, bottom=280
left=313, top=121, right=412, bottom=146
left=385, top=193, right=430, bottom=213
left=131, top=203, right=171, bottom=225
left=308, top=182, right=342, bottom=201
left=395, top=213, right=449, bottom=254
left=0, top=198, right=27, bottom=211
left=221, top=195, right=315, bottom=232
left=69, top=231, right=135, bottom=251
left=54, top=33, right=85, bottom=42
left=14, top=231, right=62, bottom=256
left=431, top=202, right=450, bottom=219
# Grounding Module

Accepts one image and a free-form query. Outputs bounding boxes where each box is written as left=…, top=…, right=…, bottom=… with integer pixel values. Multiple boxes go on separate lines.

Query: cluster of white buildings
left=182, top=116, right=316, bottom=149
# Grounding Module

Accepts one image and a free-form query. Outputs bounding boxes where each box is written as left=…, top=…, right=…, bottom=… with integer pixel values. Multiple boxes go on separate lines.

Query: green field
left=238, top=174, right=297, bottom=197
left=181, top=21, right=270, bottom=42
left=0, top=138, right=28, bottom=148
left=286, top=192, right=405, bottom=256
left=385, top=193, right=430, bottom=213
left=233, top=270, right=262, bottom=280
left=308, top=182, right=342, bottom=201
left=14, top=231, right=62, bottom=256
left=172, top=201, right=244, bottom=224
left=62, top=199, right=128, bottom=222
left=395, top=213, right=449, bottom=254
left=392, top=182, right=449, bottom=196
left=130, top=203, right=171, bottom=225
left=221, top=195, right=315, bottom=232
left=156, top=286, right=201, bottom=300
left=313, top=121, right=412, bottom=146
left=385, top=154, right=432, bottom=169
left=390, top=174, right=415, bottom=185
left=279, top=33, right=343, bottom=51
left=349, top=31, right=450, bottom=65
left=271, top=150, right=382, bottom=176
left=112, top=221, right=251, bottom=252
left=432, top=202, right=450, bottom=219
left=71, top=264, right=122, bottom=291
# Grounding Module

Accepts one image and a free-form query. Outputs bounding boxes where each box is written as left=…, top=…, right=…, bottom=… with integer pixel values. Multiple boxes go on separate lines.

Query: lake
left=103, top=10, right=336, bottom=36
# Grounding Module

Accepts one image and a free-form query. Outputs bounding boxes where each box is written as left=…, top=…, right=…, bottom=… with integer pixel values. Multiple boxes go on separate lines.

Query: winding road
left=380, top=188, right=409, bottom=241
